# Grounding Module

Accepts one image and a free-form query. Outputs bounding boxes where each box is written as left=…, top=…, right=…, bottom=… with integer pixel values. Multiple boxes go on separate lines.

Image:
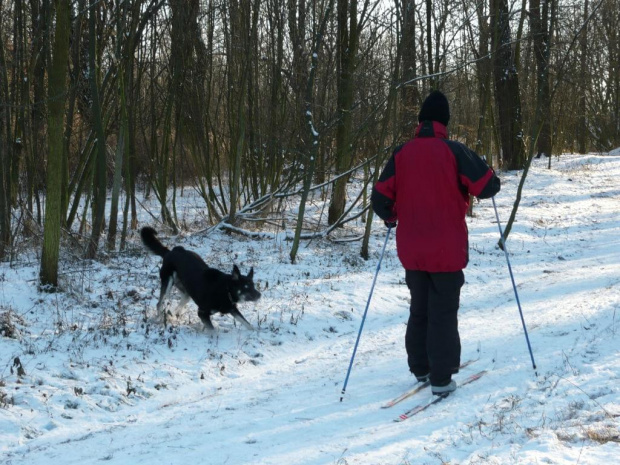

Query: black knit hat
left=418, top=90, right=450, bottom=127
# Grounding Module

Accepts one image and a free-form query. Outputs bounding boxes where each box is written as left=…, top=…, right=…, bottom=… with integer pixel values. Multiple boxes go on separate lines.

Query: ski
left=394, top=370, right=487, bottom=422
left=381, top=380, right=430, bottom=409
left=381, top=358, right=477, bottom=409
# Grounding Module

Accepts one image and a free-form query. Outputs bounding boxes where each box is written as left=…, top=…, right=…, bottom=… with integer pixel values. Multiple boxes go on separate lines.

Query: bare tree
left=576, top=0, right=589, bottom=154
left=530, top=0, right=553, bottom=158
left=0, top=21, right=11, bottom=258
left=290, top=0, right=335, bottom=263
left=85, top=1, right=108, bottom=259
left=328, top=0, right=377, bottom=226
left=400, top=0, right=420, bottom=140
left=490, top=0, right=525, bottom=170
left=40, top=0, right=70, bottom=287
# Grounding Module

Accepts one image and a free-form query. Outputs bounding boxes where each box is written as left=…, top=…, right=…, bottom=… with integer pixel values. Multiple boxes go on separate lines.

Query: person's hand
left=384, top=220, right=397, bottom=229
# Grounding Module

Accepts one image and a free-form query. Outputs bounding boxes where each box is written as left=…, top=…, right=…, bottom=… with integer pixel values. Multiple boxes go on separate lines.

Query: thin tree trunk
left=85, top=2, right=107, bottom=259
left=107, top=2, right=129, bottom=252
left=361, top=6, right=403, bottom=260
left=288, top=0, right=309, bottom=162
left=108, top=91, right=126, bottom=251
left=0, top=36, right=11, bottom=258
left=425, top=0, right=433, bottom=86
left=290, top=0, right=334, bottom=263
left=400, top=0, right=419, bottom=140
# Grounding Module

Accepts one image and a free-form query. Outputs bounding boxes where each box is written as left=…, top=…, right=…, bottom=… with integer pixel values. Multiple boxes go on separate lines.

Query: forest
left=0, top=0, right=618, bottom=287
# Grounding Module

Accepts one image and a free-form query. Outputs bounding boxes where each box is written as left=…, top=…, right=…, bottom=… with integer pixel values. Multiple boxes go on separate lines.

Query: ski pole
left=340, top=227, right=392, bottom=402
left=491, top=197, right=538, bottom=374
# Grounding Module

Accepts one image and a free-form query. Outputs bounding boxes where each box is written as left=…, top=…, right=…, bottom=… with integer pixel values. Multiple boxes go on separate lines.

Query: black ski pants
left=405, top=269, right=464, bottom=385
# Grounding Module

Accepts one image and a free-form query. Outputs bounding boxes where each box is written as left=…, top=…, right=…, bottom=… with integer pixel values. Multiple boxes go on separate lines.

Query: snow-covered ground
left=1, top=154, right=619, bottom=465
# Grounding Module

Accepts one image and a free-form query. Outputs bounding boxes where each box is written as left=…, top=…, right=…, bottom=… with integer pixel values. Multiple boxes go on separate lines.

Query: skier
left=371, top=90, right=501, bottom=396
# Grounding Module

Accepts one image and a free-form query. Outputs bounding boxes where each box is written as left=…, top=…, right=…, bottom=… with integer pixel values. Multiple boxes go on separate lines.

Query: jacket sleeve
left=371, top=149, right=399, bottom=222
left=445, top=140, right=501, bottom=199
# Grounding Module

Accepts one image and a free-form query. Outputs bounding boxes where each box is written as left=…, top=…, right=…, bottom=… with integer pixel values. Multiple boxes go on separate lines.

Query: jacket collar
left=415, top=120, right=448, bottom=138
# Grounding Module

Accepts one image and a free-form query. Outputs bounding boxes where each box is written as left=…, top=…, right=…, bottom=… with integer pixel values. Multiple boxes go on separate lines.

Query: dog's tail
left=140, top=227, right=170, bottom=258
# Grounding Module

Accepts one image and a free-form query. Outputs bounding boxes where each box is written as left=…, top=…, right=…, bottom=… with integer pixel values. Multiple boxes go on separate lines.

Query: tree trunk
left=0, top=36, right=11, bottom=258
left=40, top=0, right=70, bottom=287
left=425, top=0, right=433, bottom=86
left=290, top=0, right=334, bottom=263
left=470, top=0, right=492, bottom=158
left=328, top=0, right=360, bottom=226
left=530, top=0, right=553, bottom=158
left=576, top=0, right=589, bottom=154
left=85, top=2, right=107, bottom=259
left=288, top=0, right=309, bottom=161
left=226, top=0, right=255, bottom=225
left=266, top=1, right=285, bottom=190
left=400, top=0, right=420, bottom=141
left=490, top=0, right=525, bottom=170
left=107, top=2, right=129, bottom=252
left=361, top=6, right=403, bottom=260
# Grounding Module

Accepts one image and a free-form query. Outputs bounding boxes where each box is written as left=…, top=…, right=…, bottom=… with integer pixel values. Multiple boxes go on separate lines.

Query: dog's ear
left=232, top=265, right=241, bottom=280
left=248, top=267, right=254, bottom=280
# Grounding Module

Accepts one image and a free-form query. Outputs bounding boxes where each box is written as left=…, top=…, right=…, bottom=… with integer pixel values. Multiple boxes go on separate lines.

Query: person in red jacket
left=371, top=90, right=500, bottom=396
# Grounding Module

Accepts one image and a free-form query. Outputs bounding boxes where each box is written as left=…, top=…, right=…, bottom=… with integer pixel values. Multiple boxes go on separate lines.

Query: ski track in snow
left=1, top=154, right=620, bottom=464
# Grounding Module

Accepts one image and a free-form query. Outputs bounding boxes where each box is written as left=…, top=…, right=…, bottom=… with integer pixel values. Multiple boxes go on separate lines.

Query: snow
left=1, top=154, right=619, bottom=464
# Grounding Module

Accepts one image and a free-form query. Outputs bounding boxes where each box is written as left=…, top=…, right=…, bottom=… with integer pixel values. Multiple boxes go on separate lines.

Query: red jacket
left=371, top=121, right=500, bottom=272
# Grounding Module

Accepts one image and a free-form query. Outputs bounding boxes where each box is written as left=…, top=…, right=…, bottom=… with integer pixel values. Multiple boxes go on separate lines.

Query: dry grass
left=585, top=426, right=620, bottom=444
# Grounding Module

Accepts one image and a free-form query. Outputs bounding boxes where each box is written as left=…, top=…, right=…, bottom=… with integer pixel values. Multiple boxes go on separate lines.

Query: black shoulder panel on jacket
left=377, top=145, right=402, bottom=182
left=442, top=140, right=486, bottom=181
left=443, top=139, right=501, bottom=198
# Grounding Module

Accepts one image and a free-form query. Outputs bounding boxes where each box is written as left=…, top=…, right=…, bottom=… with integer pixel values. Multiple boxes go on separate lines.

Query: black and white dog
left=140, top=227, right=260, bottom=330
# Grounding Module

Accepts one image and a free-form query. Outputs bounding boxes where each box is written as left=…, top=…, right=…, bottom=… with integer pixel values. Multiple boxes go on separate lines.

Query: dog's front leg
left=174, top=293, right=191, bottom=316
left=230, top=307, right=254, bottom=330
left=198, top=308, right=216, bottom=331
